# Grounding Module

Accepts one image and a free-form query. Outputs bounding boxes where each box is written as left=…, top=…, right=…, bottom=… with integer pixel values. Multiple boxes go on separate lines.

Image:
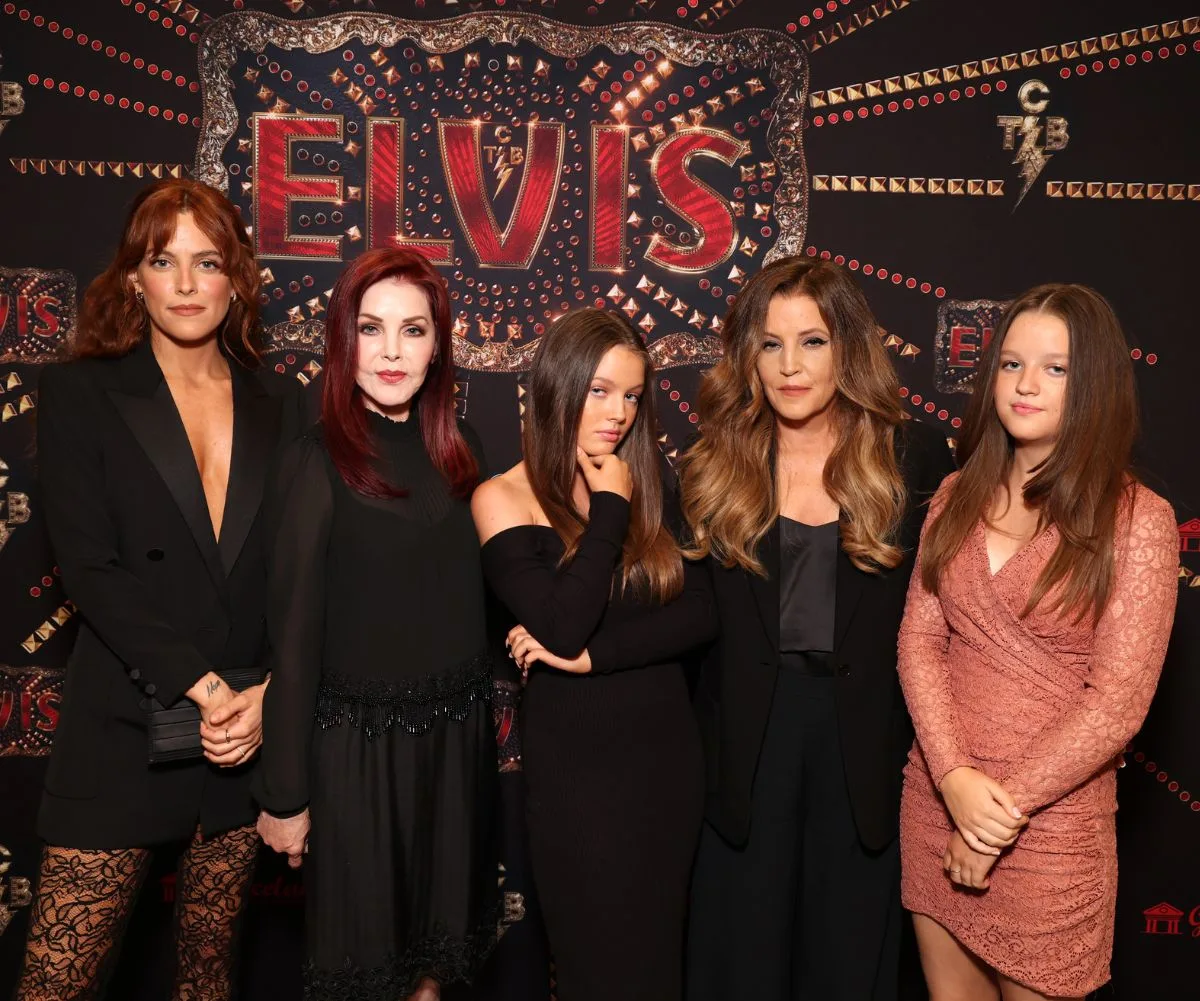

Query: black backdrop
left=1, top=1, right=1197, bottom=998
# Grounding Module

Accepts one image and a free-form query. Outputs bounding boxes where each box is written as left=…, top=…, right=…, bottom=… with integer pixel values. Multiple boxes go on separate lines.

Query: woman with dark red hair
left=255, top=247, right=496, bottom=1001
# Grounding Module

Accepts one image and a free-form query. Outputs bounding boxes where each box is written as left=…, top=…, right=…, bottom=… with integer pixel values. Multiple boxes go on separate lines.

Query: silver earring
left=134, top=289, right=144, bottom=301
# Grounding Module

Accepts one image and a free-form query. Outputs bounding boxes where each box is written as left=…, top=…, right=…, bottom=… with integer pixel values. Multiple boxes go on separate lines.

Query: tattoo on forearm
left=206, top=679, right=222, bottom=697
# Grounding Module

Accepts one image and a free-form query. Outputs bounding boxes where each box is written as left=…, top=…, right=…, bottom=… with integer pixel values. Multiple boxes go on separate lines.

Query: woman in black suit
left=15, top=179, right=300, bottom=1000
left=681, top=257, right=955, bottom=1001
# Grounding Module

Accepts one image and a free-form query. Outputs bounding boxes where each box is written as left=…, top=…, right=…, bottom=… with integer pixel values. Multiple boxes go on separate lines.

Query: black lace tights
left=14, top=824, right=259, bottom=1001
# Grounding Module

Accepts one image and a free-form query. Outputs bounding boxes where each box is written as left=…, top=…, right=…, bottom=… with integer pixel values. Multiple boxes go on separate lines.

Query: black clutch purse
left=143, top=666, right=266, bottom=765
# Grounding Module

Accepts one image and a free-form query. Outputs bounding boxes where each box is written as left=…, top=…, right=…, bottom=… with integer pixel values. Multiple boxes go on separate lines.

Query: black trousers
left=687, top=668, right=903, bottom=1001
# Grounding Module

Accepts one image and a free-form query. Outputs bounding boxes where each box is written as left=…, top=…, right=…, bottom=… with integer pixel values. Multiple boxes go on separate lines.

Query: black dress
left=255, top=410, right=497, bottom=1000
left=480, top=490, right=715, bottom=1001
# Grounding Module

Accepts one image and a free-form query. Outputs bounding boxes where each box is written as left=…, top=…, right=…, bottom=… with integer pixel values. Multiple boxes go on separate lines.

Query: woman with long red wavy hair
left=16, top=178, right=302, bottom=1000
left=254, top=247, right=496, bottom=1001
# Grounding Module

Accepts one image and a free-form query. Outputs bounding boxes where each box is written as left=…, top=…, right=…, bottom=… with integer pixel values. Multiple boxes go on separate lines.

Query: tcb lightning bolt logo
left=996, top=80, right=1070, bottom=208
left=484, top=124, right=525, bottom=199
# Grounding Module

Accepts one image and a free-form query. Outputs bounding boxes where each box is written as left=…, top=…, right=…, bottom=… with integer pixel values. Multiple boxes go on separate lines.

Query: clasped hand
left=197, top=676, right=269, bottom=767
left=943, top=830, right=998, bottom=891
left=938, top=766, right=1027, bottom=855
left=258, top=808, right=309, bottom=870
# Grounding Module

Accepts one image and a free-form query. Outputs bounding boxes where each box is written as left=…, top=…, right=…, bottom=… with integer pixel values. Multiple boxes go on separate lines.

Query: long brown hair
left=524, top=308, right=683, bottom=603
left=75, top=179, right=261, bottom=365
left=680, top=256, right=906, bottom=575
left=920, top=283, right=1138, bottom=621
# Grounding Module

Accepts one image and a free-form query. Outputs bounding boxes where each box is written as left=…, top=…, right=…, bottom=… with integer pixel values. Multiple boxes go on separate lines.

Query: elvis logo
left=996, top=80, right=1070, bottom=208
left=0, top=667, right=61, bottom=757
left=195, top=12, right=808, bottom=375
left=0, top=268, right=76, bottom=364
left=933, top=298, right=1012, bottom=394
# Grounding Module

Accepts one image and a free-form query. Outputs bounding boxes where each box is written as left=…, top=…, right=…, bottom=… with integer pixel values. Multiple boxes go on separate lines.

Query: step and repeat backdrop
left=0, top=1, right=1197, bottom=998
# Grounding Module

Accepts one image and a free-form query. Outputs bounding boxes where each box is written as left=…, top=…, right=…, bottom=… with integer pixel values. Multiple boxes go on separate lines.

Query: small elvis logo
left=996, top=80, right=1070, bottom=208
left=0, top=267, right=77, bottom=363
left=0, top=666, right=62, bottom=756
left=933, top=298, right=1012, bottom=394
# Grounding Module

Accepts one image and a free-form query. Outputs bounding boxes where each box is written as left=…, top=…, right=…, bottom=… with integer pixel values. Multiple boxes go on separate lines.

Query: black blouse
left=255, top=410, right=490, bottom=816
left=778, top=516, right=838, bottom=654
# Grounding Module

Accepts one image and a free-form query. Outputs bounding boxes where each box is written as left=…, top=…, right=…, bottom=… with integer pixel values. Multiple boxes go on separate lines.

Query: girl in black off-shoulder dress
left=472, top=309, right=715, bottom=1001
left=255, top=249, right=496, bottom=1001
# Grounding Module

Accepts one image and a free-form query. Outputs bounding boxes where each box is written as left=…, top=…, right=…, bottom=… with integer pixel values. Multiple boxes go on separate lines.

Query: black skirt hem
left=303, top=905, right=501, bottom=1001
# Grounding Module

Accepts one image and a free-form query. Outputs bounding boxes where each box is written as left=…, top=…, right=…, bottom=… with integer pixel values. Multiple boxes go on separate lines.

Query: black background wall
left=0, top=1, right=1197, bottom=998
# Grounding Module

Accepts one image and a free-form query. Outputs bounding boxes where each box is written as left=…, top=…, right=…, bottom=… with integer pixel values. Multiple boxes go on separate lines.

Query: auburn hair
left=920, top=283, right=1139, bottom=622
left=321, top=247, right=478, bottom=500
left=524, top=308, right=683, bottom=603
left=680, top=256, right=906, bottom=575
left=75, top=178, right=261, bottom=365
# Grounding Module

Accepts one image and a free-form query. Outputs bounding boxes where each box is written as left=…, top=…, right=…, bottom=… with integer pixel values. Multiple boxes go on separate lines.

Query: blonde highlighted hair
left=680, top=256, right=906, bottom=575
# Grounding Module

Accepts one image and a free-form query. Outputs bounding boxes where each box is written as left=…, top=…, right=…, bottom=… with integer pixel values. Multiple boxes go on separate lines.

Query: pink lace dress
left=897, top=475, right=1178, bottom=996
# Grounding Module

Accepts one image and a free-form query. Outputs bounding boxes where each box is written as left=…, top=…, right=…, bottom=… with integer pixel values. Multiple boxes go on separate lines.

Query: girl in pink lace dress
left=897, top=284, right=1178, bottom=1000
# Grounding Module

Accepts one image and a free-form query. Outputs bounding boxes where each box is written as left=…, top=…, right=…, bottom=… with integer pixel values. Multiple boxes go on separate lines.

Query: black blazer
left=694, top=419, right=955, bottom=852
left=35, top=338, right=302, bottom=848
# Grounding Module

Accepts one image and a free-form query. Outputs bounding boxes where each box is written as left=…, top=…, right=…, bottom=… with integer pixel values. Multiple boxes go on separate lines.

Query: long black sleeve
left=37, top=363, right=213, bottom=706
left=479, top=491, right=630, bottom=658
left=254, top=433, right=333, bottom=816
left=585, top=557, right=717, bottom=673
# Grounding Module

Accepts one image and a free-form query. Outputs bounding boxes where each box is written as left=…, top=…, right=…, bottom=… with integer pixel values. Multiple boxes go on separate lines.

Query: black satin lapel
left=748, top=520, right=781, bottom=654
left=217, top=373, right=277, bottom=576
left=833, top=537, right=869, bottom=651
left=107, top=383, right=225, bottom=592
